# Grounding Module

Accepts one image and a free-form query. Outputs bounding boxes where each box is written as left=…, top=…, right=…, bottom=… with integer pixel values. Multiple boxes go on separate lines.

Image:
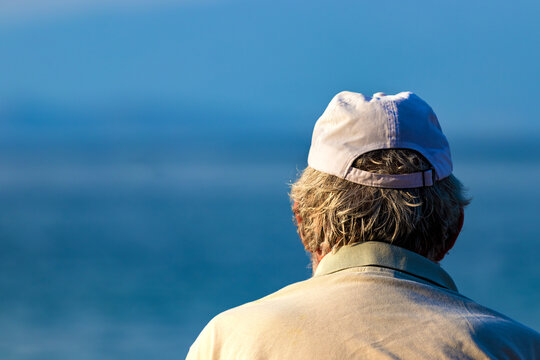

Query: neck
left=311, top=250, right=327, bottom=275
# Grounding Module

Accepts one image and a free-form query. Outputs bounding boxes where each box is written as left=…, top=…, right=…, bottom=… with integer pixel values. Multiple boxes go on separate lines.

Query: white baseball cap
left=307, top=91, right=452, bottom=188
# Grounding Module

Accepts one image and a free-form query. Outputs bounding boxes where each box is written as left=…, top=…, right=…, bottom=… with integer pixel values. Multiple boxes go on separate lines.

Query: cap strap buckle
left=344, top=167, right=435, bottom=189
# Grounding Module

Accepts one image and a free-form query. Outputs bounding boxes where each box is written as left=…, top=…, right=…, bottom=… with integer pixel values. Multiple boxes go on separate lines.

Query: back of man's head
left=290, top=91, right=470, bottom=262
left=290, top=149, right=470, bottom=262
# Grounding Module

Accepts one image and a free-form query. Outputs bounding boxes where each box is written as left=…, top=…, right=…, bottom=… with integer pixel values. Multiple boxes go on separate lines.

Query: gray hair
left=290, top=149, right=471, bottom=261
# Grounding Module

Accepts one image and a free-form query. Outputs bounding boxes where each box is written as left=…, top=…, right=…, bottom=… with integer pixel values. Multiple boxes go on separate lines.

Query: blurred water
left=0, top=131, right=538, bottom=359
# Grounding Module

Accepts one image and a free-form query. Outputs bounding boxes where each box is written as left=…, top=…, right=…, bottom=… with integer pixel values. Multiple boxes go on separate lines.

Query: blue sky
left=1, top=0, right=539, bottom=136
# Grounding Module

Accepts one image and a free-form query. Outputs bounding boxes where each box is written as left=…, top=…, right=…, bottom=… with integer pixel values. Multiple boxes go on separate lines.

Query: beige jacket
left=187, top=242, right=540, bottom=359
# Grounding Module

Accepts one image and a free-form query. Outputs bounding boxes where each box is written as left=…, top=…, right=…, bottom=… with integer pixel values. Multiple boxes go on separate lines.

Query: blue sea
left=0, top=115, right=538, bottom=359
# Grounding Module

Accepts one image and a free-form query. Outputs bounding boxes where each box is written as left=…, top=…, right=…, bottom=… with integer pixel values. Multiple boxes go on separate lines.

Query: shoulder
left=187, top=272, right=540, bottom=359
left=456, top=301, right=540, bottom=358
left=186, top=277, right=316, bottom=359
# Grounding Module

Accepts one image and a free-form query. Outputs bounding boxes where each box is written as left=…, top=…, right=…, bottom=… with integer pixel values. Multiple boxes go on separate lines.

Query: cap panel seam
left=391, top=100, right=399, bottom=145
left=381, top=99, right=399, bottom=145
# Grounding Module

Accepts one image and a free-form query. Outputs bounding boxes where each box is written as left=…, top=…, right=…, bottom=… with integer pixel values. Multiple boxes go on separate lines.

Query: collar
left=314, top=241, right=458, bottom=292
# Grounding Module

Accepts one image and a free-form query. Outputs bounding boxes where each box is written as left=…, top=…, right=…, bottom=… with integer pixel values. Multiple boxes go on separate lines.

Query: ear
left=293, top=201, right=309, bottom=250
left=434, top=209, right=464, bottom=262
left=293, top=201, right=302, bottom=225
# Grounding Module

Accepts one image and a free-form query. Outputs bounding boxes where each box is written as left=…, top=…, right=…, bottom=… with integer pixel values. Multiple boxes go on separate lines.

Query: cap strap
left=344, top=168, right=434, bottom=189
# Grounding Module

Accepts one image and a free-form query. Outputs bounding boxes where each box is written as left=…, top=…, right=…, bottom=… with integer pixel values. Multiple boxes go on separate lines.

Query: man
left=187, top=91, right=540, bottom=359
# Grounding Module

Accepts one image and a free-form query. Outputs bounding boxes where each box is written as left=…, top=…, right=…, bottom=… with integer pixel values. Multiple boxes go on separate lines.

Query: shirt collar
left=314, top=241, right=458, bottom=292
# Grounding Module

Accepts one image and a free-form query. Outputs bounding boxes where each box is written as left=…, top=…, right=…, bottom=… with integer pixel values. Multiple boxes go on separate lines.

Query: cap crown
left=307, top=91, right=452, bottom=188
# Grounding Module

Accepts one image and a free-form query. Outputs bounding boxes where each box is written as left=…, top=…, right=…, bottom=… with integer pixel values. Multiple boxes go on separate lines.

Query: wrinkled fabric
left=187, top=242, right=540, bottom=359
